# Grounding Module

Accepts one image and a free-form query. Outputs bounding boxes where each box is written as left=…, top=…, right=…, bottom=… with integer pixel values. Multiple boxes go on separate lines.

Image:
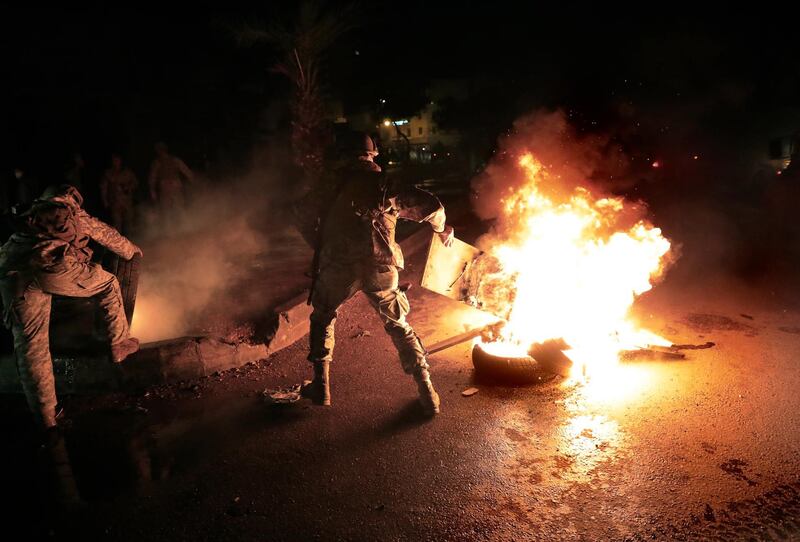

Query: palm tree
left=237, top=2, right=356, bottom=181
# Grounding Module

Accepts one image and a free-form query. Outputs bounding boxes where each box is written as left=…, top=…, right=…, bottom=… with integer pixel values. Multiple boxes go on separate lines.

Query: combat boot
left=301, top=361, right=331, bottom=406
left=111, top=337, right=140, bottom=363
left=414, top=368, right=440, bottom=416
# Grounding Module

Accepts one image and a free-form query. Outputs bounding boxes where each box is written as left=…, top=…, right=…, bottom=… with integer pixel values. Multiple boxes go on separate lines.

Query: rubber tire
left=472, top=342, right=556, bottom=384
left=115, top=254, right=141, bottom=325
left=102, top=251, right=141, bottom=325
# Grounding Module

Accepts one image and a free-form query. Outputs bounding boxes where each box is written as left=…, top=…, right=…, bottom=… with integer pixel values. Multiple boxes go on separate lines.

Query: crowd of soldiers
left=2, top=131, right=455, bottom=435
left=2, top=143, right=194, bottom=239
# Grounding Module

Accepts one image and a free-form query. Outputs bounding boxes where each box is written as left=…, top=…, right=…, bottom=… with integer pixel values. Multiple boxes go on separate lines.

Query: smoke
left=469, top=106, right=800, bottom=311
left=472, top=110, right=609, bottom=222
left=471, top=109, right=659, bottom=249
left=130, top=152, right=308, bottom=344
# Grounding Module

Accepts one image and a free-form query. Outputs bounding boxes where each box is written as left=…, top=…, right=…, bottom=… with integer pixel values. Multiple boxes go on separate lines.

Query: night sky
left=4, top=4, right=800, bottom=183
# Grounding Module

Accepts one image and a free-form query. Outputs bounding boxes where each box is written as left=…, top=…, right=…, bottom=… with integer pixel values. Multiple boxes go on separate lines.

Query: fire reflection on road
left=560, top=413, right=622, bottom=478
left=557, top=364, right=655, bottom=480
left=570, top=363, right=654, bottom=405
left=493, top=363, right=660, bottom=495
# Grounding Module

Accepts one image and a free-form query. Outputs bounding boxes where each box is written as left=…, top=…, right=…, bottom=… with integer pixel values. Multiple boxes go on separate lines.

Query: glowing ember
left=477, top=153, right=672, bottom=378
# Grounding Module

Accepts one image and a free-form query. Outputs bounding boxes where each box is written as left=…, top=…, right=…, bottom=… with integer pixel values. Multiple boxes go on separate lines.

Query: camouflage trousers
left=109, top=202, right=135, bottom=235
left=309, top=261, right=428, bottom=374
left=0, top=263, right=130, bottom=428
left=157, top=180, right=184, bottom=211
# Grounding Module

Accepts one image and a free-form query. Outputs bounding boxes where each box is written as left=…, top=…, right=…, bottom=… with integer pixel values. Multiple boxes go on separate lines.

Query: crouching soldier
left=295, top=132, right=454, bottom=416
left=0, top=185, right=141, bottom=429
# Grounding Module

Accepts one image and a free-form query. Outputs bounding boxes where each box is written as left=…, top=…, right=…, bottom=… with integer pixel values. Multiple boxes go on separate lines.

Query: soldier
left=148, top=142, right=193, bottom=226
left=100, top=153, right=139, bottom=233
left=0, top=185, right=141, bottom=429
left=295, top=132, right=454, bottom=416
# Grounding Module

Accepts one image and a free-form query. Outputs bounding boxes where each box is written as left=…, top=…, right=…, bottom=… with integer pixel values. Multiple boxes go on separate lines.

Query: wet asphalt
left=2, top=253, right=800, bottom=541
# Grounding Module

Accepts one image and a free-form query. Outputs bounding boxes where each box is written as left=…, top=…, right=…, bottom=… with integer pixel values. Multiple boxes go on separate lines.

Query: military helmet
left=38, top=184, right=84, bottom=208
left=337, top=130, right=378, bottom=157
left=17, top=185, right=82, bottom=235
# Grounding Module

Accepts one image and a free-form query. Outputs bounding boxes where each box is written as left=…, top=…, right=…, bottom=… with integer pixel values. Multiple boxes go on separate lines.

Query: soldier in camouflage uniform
left=101, top=153, right=139, bottom=234
left=295, top=132, right=454, bottom=415
left=0, top=185, right=141, bottom=428
left=148, top=142, right=193, bottom=227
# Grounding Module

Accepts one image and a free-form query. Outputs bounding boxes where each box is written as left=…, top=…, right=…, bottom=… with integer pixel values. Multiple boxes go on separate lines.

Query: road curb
left=0, top=227, right=435, bottom=394
left=0, top=336, right=270, bottom=394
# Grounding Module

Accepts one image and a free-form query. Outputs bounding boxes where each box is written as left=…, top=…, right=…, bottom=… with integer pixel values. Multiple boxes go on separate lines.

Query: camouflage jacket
left=101, top=168, right=139, bottom=207
left=0, top=187, right=137, bottom=278
left=148, top=155, right=193, bottom=197
left=295, top=159, right=446, bottom=269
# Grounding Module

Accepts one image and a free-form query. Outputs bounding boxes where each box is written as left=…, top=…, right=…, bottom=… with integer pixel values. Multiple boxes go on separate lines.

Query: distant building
left=376, top=102, right=460, bottom=164
left=769, top=133, right=797, bottom=172
left=329, top=80, right=467, bottom=165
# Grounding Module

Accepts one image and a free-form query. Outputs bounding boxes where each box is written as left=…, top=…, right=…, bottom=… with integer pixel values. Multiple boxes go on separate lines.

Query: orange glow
left=477, top=153, right=672, bottom=380
left=130, top=291, right=186, bottom=343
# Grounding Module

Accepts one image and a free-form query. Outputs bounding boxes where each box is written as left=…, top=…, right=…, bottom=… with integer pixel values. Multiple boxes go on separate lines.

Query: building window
left=419, top=127, right=423, bottom=135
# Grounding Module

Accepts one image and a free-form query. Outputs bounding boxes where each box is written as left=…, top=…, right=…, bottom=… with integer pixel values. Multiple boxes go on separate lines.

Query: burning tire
left=471, top=342, right=556, bottom=384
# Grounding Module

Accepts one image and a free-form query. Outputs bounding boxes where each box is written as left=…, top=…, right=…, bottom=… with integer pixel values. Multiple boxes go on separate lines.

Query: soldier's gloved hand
left=436, top=225, right=455, bottom=247
left=131, top=245, right=144, bottom=258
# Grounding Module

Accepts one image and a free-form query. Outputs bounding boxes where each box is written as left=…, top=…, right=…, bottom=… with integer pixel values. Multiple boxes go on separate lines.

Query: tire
left=103, top=252, right=141, bottom=325
left=472, top=342, right=556, bottom=384
left=115, top=254, right=141, bottom=325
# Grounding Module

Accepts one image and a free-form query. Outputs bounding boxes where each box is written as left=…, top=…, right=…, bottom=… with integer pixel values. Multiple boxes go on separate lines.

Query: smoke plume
left=130, top=154, right=309, bottom=344
left=471, top=109, right=661, bottom=253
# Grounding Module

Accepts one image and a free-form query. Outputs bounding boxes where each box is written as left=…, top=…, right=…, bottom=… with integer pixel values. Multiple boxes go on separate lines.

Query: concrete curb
left=269, top=291, right=314, bottom=353
left=0, top=228, right=435, bottom=394
left=0, top=336, right=269, bottom=394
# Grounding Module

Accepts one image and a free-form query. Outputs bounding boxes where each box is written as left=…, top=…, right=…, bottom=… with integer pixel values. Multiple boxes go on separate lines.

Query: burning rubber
left=471, top=341, right=556, bottom=384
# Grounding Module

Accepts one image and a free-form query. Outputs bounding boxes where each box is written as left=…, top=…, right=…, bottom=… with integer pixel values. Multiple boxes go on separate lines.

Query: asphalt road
left=2, top=250, right=800, bottom=541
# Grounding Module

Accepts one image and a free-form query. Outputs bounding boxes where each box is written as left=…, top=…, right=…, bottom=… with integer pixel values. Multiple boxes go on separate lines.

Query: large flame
left=479, top=153, right=672, bottom=377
